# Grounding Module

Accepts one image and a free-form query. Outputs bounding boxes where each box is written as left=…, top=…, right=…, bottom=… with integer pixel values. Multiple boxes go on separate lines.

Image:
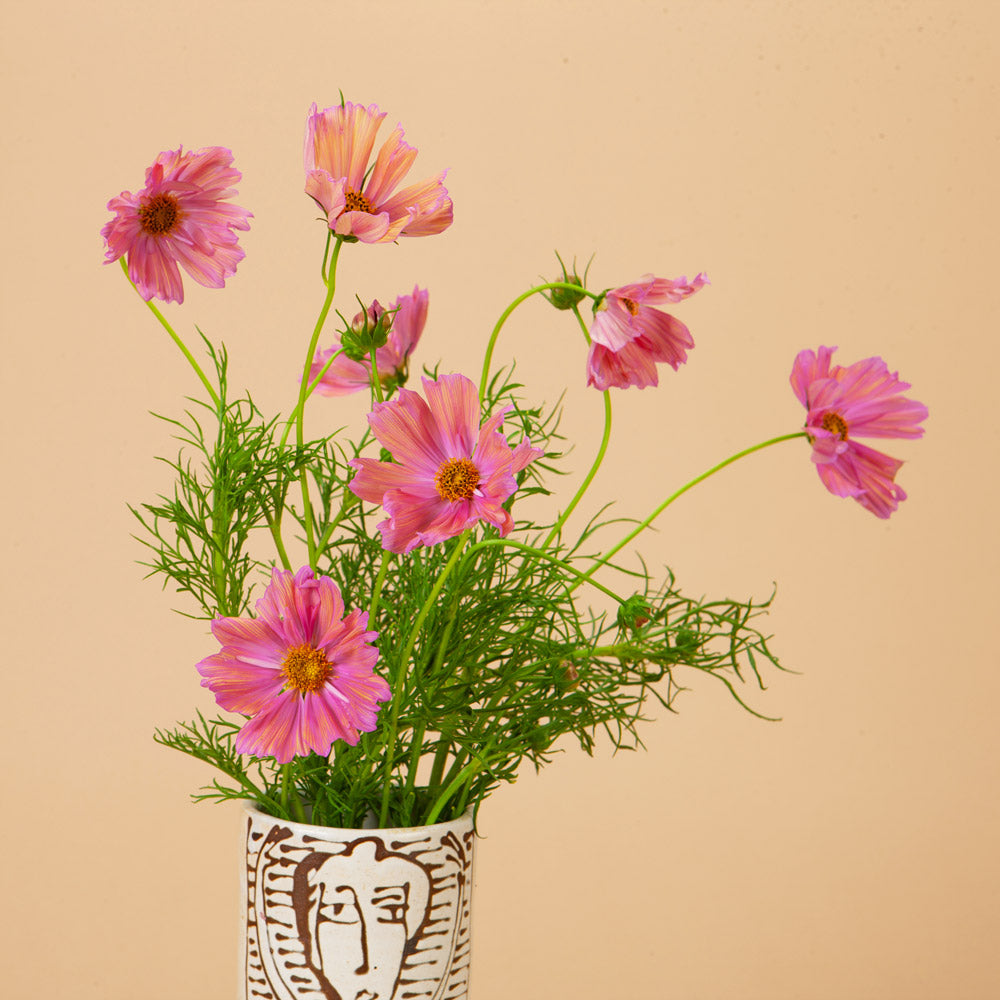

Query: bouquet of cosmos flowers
left=103, top=100, right=928, bottom=830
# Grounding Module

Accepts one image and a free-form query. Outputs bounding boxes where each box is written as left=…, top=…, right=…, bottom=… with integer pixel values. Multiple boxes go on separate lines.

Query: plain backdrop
left=2, top=1, right=998, bottom=998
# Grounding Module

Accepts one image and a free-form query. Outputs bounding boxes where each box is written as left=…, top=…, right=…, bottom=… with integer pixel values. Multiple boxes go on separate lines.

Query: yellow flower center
left=138, top=193, right=181, bottom=236
left=344, top=188, right=375, bottom=214
left=281, top=644, right=333, bottom=695
left=821, top=412, right=849, bottom=440
left=620, top=296, right=640, bottom=316
left=435, top=458, right=480, bottom=502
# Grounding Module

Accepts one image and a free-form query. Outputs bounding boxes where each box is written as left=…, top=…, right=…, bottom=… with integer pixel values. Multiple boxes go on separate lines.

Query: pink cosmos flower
left=102, top=146, right=252, bottom=305
left=348, top=373, right=543, bottom=553
left=304, top=101, right=453, bottom=243
left=196, top=567, right=389, bottom=763
left=790, top=346, right=928, bottom=518
left=586, top=273, right=709, bottom=390
left=309, top=286, right=429, bottom=396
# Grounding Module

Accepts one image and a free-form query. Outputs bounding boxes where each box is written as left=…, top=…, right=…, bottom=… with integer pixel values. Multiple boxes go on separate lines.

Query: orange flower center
left=281, top=644, right=333, bottom=695
left=435, top=458, right=480, bottom=502
left=344, top=188, right=375, bottom=214
left=821, top=412, right=849, bottom=440
left=138, top=193, right=181, bottom=236
left=620, top=296, right=640, bottom=316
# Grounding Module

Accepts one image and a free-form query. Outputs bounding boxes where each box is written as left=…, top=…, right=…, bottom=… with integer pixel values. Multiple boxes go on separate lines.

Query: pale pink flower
left=102, top=146, right=252, bottom=304
left=790, top=346, right=928, bottom=518
left=586, top=273, right=708, bottom=390
left=309, top=286, right=429, bottom=396
left=348, top=373, right=543, bottom=552
left=197, top=567, right=389, bottom=763
left=304, top=101, right=452, bottom=243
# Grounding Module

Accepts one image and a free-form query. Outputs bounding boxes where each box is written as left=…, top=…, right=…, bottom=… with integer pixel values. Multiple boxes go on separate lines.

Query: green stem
left=459, top=537, right=626, bottom=605
left=370, top=344, right=385, bottom=404
left=424, top=746, right=496, bottom=825
left=426, top=740, right=452, bottom=808
left=402, top=717, right=427, bottom=824
left=369, top=551, right=392, bottom=621
left=479, top=282, right=598, bottom=404
left=540, top=303, right=610, bottom=550
left=568, top=431, right=809, bottom=594
left=119, top=258, right=220, bottom=408
left=295, top=238, right=343, bottom=569
left=320, top=229, right=333, bottom=283
left=377, top=531, right=473, bottom=827
left=277, top=344, right=349, bottom=453
left=263, top=506, right=293, bottom=571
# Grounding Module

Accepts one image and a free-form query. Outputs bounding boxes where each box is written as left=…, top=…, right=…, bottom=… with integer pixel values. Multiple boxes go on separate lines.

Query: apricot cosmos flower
left=790, top=346, right=928, bottom=518
left=587, top=273, right=708, bottom=390
left=196, top=567, right=389, bottom=763
left=309, top=286, right=428, bottom=396
left=304, top=101, right=452, bottom=242
left=101, top=146, right=252, bottom=304
left=348, top=373, right=543, bottom=552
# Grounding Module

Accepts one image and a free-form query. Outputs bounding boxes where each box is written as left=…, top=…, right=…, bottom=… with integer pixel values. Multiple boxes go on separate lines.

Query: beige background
left=2, top=1, right=997, bottom=997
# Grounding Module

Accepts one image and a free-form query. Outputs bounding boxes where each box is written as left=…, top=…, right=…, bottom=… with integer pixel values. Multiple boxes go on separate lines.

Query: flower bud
left=544, top=251, right=590, bottom=311
left=340, top=303, right=392, bottom=361
left=617, top=595, right=652, bottom=631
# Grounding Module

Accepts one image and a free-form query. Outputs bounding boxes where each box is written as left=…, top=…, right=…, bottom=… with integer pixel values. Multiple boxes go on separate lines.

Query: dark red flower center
left=435, top=458, right=480, bottom=502
left=620, top=296, right=640, bottom=316
left=821, top=412, right=849, bottom=440
left=344, top=188, right=375, bottom=214
left=138, top=193, right=181, bottom=236
left=281, top=644, right=332, bottom=695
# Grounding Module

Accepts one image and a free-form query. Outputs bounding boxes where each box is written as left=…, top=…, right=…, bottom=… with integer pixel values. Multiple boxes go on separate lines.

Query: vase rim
left=243, top=802, right=476, bottom=837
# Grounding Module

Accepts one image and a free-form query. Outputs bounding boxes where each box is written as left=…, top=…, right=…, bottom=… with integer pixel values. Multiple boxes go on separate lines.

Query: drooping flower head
left=791, top=346, right=928, bottom=518
left=587, top=273, right=709, bottom=390
left=304, top=101, right=453, bottom=243
left=348, top=373, right=543, bottom=552
left=197, top=567, right=389, bottom=763
left=102, top=146, right=252, bottom=304
left=309, top=286, right=429, bottom=396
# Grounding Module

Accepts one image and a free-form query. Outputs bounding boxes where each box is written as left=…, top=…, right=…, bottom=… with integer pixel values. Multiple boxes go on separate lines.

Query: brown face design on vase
left=293, top=840, right=432, bottom=1000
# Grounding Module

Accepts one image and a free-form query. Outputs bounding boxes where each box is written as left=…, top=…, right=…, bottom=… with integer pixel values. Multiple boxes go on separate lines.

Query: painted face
left=301, top=842, right=431, bottom=1000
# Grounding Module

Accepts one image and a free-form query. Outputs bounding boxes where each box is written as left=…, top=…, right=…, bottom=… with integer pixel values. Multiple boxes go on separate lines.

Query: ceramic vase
left=241, top=806, right=475, bottom=1000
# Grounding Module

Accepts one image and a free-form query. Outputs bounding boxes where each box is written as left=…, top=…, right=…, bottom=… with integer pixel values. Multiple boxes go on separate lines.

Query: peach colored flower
left=304, top=101, right=452, bottom=243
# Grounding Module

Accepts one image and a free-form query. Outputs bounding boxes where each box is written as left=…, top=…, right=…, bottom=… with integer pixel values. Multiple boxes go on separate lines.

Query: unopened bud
left=340, top=300, right=392, bottom=361
left=544, top=251, right=590, bottom=311
left=560, top=660, right=580, bottom=691
left=617, top=595, right=653, bottom=631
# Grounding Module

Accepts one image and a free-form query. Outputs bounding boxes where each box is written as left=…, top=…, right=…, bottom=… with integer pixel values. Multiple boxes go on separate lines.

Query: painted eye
left=376, top=903, right=405, bottom=924
left=319, top=901, right=360, bottom=924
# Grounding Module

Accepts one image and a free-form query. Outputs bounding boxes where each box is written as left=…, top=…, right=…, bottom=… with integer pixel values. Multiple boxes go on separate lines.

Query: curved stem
left=540, top=303, right=610, bottom=550
left=377, top=530, right=472, bottom=827
left=320, top=230, right=333, bottom=283
left=568, top=431, right=809, bottom=594
left=459, top=536, right=626, bottom=605
left=479, top=282, right=598, bottom=404
left=119, top=258, right=220, bottom=408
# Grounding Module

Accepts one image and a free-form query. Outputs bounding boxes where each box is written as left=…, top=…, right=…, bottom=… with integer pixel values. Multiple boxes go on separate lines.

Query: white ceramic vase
left=241, top=806, right=475, bottom=1000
